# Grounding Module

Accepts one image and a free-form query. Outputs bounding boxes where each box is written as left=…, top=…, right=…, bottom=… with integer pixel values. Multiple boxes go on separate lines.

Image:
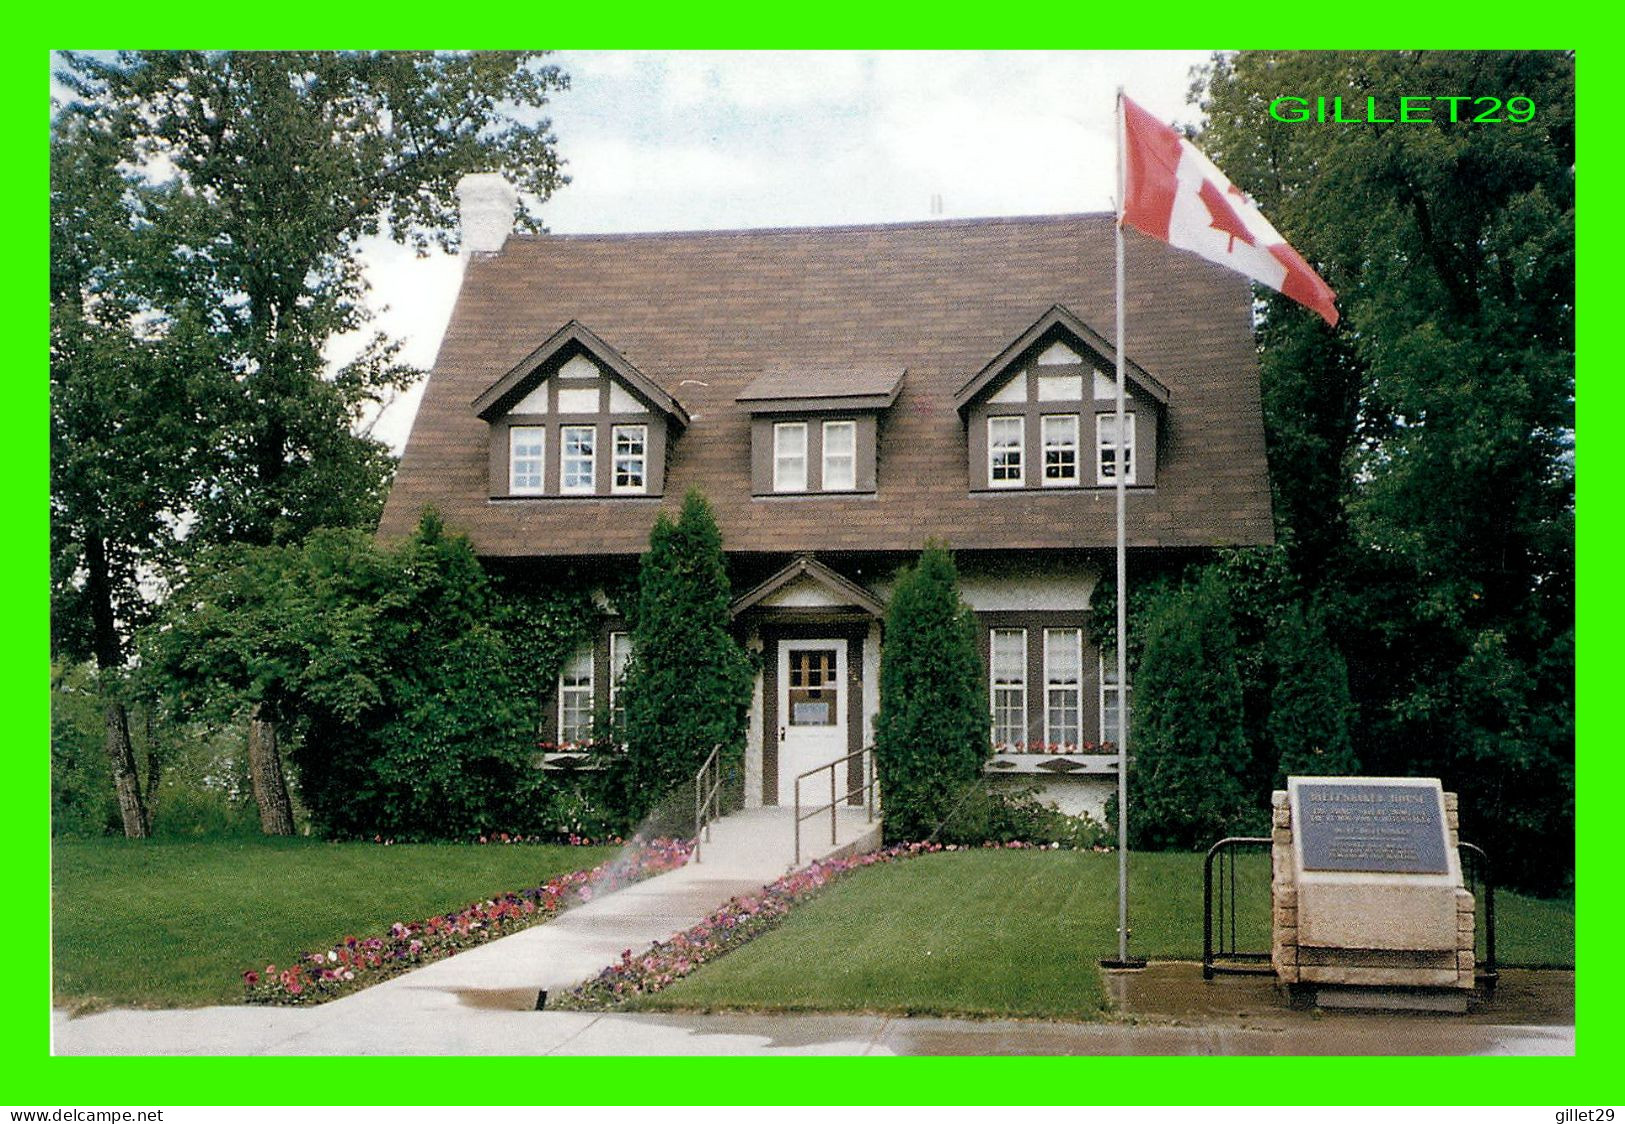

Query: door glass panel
left=788, top=648, right=839, bottom=726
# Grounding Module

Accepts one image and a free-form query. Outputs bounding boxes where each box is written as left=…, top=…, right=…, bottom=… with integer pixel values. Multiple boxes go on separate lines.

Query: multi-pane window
left=612, top=425, right=647, bottom=494
left=990, top=628, right=1028, bottom=748
left=1100, top=650, right=1132, bottom=748
left=558, top=644, right=594, bottom=745
left=609, top=632, right=632, bottom=738
left=509, top=426, right=545, bottom=494
left=1096, top=412, right=1137, bottom=485
left=988, top=416, right=1024, bottom=487
left=822, top=420, right=857, bottom=491
left=1041, top=415, right=1079, bottom=486
left=1044, top=629, right=1083, bottom=748
left=561, top=425, right=596, bottom=493
left=774, top=422, right=808, bottom=492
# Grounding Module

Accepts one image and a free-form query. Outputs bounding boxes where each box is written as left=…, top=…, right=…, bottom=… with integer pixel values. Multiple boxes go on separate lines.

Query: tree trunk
left=104, top=701, right=149, bottom=838
left=248, top=704, right=295, bottom=835
left=86, top=533, right=148, bottom=838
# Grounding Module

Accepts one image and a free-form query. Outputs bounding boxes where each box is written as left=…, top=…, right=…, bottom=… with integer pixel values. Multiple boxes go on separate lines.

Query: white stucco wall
left=990, top=773, right=1114, bottom=823
left=744, top=628, right=765, bottom=809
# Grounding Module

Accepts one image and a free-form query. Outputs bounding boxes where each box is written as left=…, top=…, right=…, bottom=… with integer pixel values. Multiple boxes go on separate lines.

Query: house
left=377, top=175, right=1273, bottom=820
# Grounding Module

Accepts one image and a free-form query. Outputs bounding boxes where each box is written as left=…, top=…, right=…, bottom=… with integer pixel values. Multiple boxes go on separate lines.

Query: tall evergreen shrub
left=872, top=543, right=988, bottom=843
left=619, top=490, right=755, bottom=822
left=1128, top=569, right=1251, bottom=849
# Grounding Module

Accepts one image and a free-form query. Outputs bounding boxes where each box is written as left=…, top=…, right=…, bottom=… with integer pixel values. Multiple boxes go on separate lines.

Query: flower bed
left=553, top=840, right=1068, bottom=1009
left=242, top=836, right=692, bottom=1006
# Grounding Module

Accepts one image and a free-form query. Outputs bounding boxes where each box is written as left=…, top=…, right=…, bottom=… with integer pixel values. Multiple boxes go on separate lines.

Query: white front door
left=777, top=639, right=848, bottom=808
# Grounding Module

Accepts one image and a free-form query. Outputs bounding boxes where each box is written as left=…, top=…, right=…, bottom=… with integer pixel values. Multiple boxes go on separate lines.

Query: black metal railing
left=1460, top=840, right=1499, bottom=995
left=1202, top=836, right=1274, bottom=979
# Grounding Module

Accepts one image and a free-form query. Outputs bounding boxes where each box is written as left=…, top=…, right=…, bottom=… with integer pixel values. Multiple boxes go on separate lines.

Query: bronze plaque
left=1297, top=782, right=1450, bottom=874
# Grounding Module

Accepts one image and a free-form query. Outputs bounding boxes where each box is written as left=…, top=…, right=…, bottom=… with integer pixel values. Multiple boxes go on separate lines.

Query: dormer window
left=1041, top=414, right=1079, bottom=485
left=613, top=425, right=648, bottom=494
left=509, top=427, right=546, bottom=494
left=1097, top=413, right=1136, bottom=485
left=739, top=367, right=904, bottom=497
left=956, top=305, right=1169, bottom=493
left=561, top=425, right=597, bottom=493
left=988, top=417, right=1024, bottom=486
left=472, top=321, right=688, bottom=500
left=773, top=422, right=809, bottom=492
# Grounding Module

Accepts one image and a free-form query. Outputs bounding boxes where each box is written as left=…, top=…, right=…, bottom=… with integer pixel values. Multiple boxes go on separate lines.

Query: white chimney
left=456, top=173, right=520, bottom=255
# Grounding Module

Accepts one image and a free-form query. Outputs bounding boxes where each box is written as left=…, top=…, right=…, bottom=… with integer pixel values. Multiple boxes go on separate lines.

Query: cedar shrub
left=619, top=490, right=755, bottom=823
left=1127, top=568, right=1251, bottom=849
left=872, top=543, right=988, bottom=843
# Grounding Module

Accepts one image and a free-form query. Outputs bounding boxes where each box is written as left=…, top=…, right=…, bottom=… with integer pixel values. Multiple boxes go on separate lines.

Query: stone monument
left=1271, top=775, right=1476, bottom=1011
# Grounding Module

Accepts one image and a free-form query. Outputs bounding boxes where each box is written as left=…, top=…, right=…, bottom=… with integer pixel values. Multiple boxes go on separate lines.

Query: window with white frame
left=822, top=420, right=856, bottom=491
left=609, top=631, right=632, bottom=738
left=990, top=628, right=1027, bottom=748
left=509, top=426, right=546, bottom=494
left=1044, top=628, right=1083, bottom=748
left=612, top=425, right=647, bottom=494
left=773, top=421, right=808, bottom=492
left=1041, top=415, right=1079, bottom=486
left=561, top=425, right=596, bottom=493
left=988, top=416, right=1024, bottom=487
left=558, top=644, right=594, bottom=745
left=1100, top=650, right=1132, bottom=748
left=1096, top=413, right=1137, bottom=485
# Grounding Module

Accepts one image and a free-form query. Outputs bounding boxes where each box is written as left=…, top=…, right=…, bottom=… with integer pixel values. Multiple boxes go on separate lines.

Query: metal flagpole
left=1111, top=85, right=1134, bottom=968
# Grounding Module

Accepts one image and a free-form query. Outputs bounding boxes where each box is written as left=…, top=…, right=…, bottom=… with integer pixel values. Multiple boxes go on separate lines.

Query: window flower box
left=985, top=743, right=1120, bottom=776
left=538, top=740, right=626, bottom=771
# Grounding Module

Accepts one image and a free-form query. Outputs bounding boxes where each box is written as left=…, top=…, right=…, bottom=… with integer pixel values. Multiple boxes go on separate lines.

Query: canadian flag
left=1121, top=94, right=1338, bottom=327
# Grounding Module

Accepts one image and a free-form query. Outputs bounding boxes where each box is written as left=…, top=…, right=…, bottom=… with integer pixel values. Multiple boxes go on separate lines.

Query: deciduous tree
left=53, top=51, right=571, bottom=833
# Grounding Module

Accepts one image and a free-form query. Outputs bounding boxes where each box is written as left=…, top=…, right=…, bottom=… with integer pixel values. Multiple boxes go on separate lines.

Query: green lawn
left=632, top=849, right=1573, bottom=1020
left=51, top=837, right=616, bottom=1010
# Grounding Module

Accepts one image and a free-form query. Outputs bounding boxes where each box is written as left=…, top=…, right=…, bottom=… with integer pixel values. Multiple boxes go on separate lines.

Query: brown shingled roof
left=379, top=213, right=1274, bottom=557
left=736, top=365, right=905, bottom=411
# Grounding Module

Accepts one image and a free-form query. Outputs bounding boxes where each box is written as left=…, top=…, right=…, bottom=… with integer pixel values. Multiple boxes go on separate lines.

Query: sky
left=351, top=50, right=1212, bottom=451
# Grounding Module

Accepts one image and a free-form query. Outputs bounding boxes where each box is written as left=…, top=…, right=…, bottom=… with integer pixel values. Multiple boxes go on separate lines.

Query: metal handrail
left=1202, top=836, right=1274, bottom=979
left=692, top=744, right=723, bottom=864
left=793, top=747, right=879, bottom=866
left=1460, top=840, right=1499, bottom=994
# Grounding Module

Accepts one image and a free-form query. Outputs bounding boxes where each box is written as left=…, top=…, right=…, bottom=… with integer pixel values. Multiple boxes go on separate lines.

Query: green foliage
left=1267, top=604, right=1358, bottom=782
left=1192, top=52, right=1574, bottom=891
left=619, top=490, right=755, bottom=822
left=1127, top=570, right=1251, bottom=849
left=873, top=544, right=989, bottom=843
left=488, top=575, right=601, bottom=738
left=146, top=512, right=538, bottom=839
left=936, top=782, right=1109, bottom=849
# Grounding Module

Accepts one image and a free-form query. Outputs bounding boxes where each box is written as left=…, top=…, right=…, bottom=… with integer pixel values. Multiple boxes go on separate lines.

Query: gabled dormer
left=955, top=305, right=1170, bottom=492
left=472, top=321, right=689, bottom=499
